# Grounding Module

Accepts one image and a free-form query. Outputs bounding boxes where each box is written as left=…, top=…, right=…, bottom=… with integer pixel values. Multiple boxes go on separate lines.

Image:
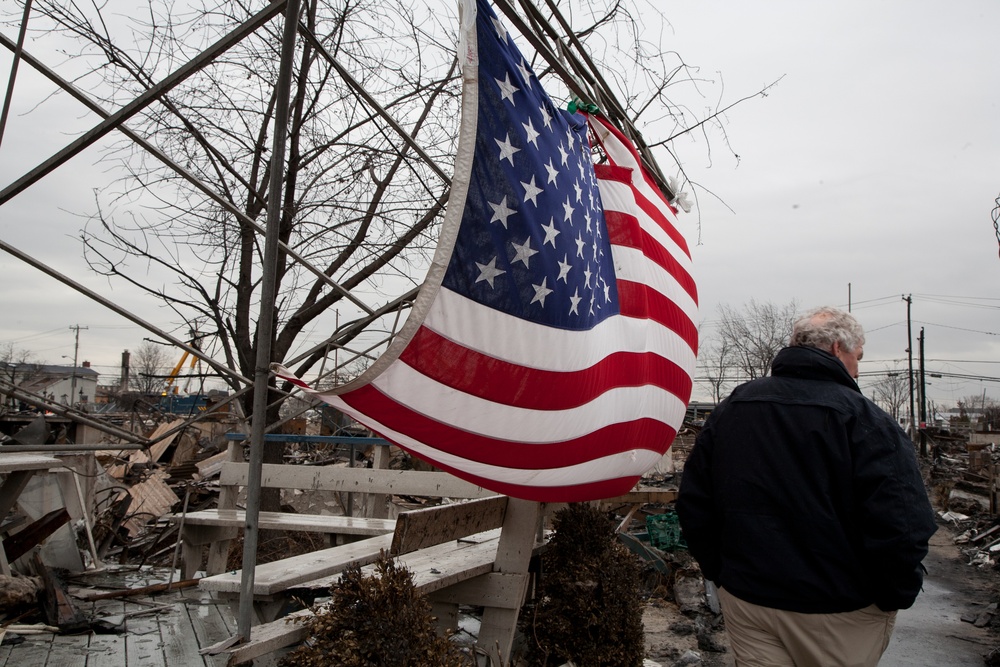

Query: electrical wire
left=911, top=295, right=1000, bottom=311
left=913, top=320, right=1000, bottom=337
left=994, top=192, right=1000, bottom=259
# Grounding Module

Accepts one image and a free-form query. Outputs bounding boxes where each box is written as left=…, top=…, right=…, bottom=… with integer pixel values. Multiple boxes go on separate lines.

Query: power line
left=863, top=321, right=905, bottom=334
left=0, top=326, right=69, bottom=344
left=912, top=293, right=1000, bottom=303
left=922, top=371, right=1000, bottom=384
left=846, top=295, right=903, bottom=309
left=925, top=358, right=1000, bottom=364
left=913, top=320, right=1000, bottom=336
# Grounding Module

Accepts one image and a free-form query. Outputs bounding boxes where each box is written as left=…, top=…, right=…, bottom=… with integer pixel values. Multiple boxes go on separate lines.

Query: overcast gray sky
left=1, top=0, right=998, bottom=409
left=654, top=0, right=1000, bottom=407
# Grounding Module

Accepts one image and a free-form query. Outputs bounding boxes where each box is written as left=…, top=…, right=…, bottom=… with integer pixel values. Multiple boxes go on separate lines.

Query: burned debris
left=3, top=402, right=1000, bottom=666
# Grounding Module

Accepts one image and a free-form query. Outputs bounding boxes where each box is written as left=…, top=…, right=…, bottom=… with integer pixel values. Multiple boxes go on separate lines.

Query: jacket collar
left=771, top=346, right=861, bottom=393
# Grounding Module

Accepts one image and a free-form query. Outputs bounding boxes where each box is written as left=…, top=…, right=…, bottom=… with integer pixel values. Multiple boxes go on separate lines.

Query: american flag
left=274, top=0, right=698, bottom=502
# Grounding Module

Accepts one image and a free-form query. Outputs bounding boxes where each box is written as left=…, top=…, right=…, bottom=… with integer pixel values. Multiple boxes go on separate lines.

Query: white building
left=1, top=361, right=100, bottom=409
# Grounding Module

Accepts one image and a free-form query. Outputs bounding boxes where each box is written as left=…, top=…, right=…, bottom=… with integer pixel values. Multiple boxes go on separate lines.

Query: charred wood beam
left=4, top=508, right=70, bottom=563
left=34, top=553, right=87, bottom=632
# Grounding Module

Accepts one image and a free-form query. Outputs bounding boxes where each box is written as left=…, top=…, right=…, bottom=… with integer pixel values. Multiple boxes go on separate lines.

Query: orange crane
left=162, top=337, right=203, bottom=396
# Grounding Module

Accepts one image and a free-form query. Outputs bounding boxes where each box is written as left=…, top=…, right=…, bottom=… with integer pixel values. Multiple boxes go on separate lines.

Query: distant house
left=1, top=361, right=100, bottom=409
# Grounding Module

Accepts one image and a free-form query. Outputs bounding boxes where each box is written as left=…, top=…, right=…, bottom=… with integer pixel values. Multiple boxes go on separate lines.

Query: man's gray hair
left=790, top=306, right=865, bottom=353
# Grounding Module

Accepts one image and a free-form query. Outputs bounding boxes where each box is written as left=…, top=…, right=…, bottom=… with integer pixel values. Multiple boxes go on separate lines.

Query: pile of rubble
left=928, top=428, right=1000, bottom=564
left=1, top=412, right=388, bottom=575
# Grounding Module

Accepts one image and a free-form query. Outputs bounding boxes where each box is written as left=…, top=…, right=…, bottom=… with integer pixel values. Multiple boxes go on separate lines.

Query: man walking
left=677, top=306, right=936, bottom=666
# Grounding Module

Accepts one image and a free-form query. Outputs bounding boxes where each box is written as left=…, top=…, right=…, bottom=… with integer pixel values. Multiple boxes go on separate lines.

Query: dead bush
left=278, top=550, right=471, bottom=667
left=519, top=503, right=645, bottom=667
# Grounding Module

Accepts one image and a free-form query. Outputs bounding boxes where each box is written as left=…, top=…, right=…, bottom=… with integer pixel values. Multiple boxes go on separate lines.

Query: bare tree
left=982, top=400, right=1000, bottom=432
left=960, top=393, right=998, bottom=430
left=926, top=398, right=940, bottom=425
left=698, top=335, right=732, bottom=403
left=15, top=0, right=468, bottom=481
left=960, top=393, right=990, bottom=412
left=131, top=340, right=170, bottom=396
left=714, top=299, right=798, bottom=381
left=870, top=365, right=908, bottom=422
left=0, top=344, right=40, bottom=413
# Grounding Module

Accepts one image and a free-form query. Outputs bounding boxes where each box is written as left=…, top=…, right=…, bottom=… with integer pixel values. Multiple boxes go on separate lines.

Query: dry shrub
left=278, top=550, right=470, bottom=667
left=225, top=530, right=327, bottom=571
left=520, top=503, right=645, bottom=667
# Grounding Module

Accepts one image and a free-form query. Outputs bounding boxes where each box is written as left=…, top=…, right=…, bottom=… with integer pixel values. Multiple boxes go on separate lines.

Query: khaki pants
left=718, top=587, right=897, bottom=667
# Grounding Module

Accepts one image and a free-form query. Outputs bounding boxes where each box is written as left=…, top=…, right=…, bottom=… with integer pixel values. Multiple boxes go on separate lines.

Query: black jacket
left=677, top=345, right=937, bottom=614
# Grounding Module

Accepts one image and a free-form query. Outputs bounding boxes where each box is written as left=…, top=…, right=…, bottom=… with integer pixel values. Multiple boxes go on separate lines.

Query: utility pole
left=918, top=327, right=926, bottom=457
left=903, top=295, right=915, bottom=442
left=69, top=324, right=88, bottom=406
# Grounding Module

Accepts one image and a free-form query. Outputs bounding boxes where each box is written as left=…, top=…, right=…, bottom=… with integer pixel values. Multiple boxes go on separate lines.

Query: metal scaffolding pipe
left=0, top=0, right=286, bottom=206
left=238, top=0, right=301, bottom=643
left=0, top=237, right=250, bottom=388
left=0, top=444, right=145, bottom=452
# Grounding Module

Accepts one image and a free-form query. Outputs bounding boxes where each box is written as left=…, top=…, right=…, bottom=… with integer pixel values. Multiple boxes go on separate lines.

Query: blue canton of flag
left=442, top=1, right=620, bottom=331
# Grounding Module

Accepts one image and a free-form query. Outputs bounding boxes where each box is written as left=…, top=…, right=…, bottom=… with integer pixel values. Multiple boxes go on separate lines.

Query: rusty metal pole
left=238, top=0, right=300, bottom=644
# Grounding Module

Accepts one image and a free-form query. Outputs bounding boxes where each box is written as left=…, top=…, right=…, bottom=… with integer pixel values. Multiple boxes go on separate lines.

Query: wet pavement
left=881, top=530, right=995, bottom=666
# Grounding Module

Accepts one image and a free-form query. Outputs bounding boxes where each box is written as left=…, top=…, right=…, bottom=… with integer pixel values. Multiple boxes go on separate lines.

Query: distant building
left=1, top=361, right=100, bottom=409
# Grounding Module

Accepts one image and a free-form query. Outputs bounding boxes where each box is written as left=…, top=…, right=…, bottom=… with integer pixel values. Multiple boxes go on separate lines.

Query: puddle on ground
left=69, top=565, right=182, bottom=590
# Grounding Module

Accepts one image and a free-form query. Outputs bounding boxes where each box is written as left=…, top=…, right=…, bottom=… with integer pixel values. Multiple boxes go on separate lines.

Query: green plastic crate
left=646, top=511, right=686, bottom=551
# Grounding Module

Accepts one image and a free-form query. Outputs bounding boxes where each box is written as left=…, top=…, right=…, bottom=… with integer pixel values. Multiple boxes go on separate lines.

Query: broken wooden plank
left=224, top=609, right=313, bottom=665
left=198, top=533, right=395, bottom=596
left=2, top=507, right=70, bottom=563
left=175, top=509, right=395, bottom=536
left=145, top=419, right=185, bottom=463
left=971, top=524, right=1000, bottom=544
left=222, top=462, right=495, bottom=499
left=74, top=578, right=200, bottom=601
left=602, top=488, right=679, bottom=505
left=35, top=553, right=87, bottom=631
left=390, top=496, right=507, bottom=556
left=194, top=450, right=229, bottom=480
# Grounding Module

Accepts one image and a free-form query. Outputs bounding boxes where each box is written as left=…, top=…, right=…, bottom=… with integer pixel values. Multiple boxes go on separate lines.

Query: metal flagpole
left=238, top=0, right=301, bottom=643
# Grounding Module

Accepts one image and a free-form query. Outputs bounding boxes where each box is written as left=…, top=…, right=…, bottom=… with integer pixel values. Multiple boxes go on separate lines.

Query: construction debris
left=0, top=574, right=41, bottom=608
left=2, top=404, right=1000, bottom=666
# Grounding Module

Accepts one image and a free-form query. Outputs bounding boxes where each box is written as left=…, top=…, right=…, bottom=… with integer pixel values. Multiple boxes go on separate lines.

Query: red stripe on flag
left=401, top=454, right=644, bottom=502
left=400, top=326, right=693, bottom=409
left=617, top=281, right=699, bottom=353
left=338, top=384, right=678, bottom=469
left=594, top=147, right=692, bottom=260
left=605, top=209, right=698, bottom=303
